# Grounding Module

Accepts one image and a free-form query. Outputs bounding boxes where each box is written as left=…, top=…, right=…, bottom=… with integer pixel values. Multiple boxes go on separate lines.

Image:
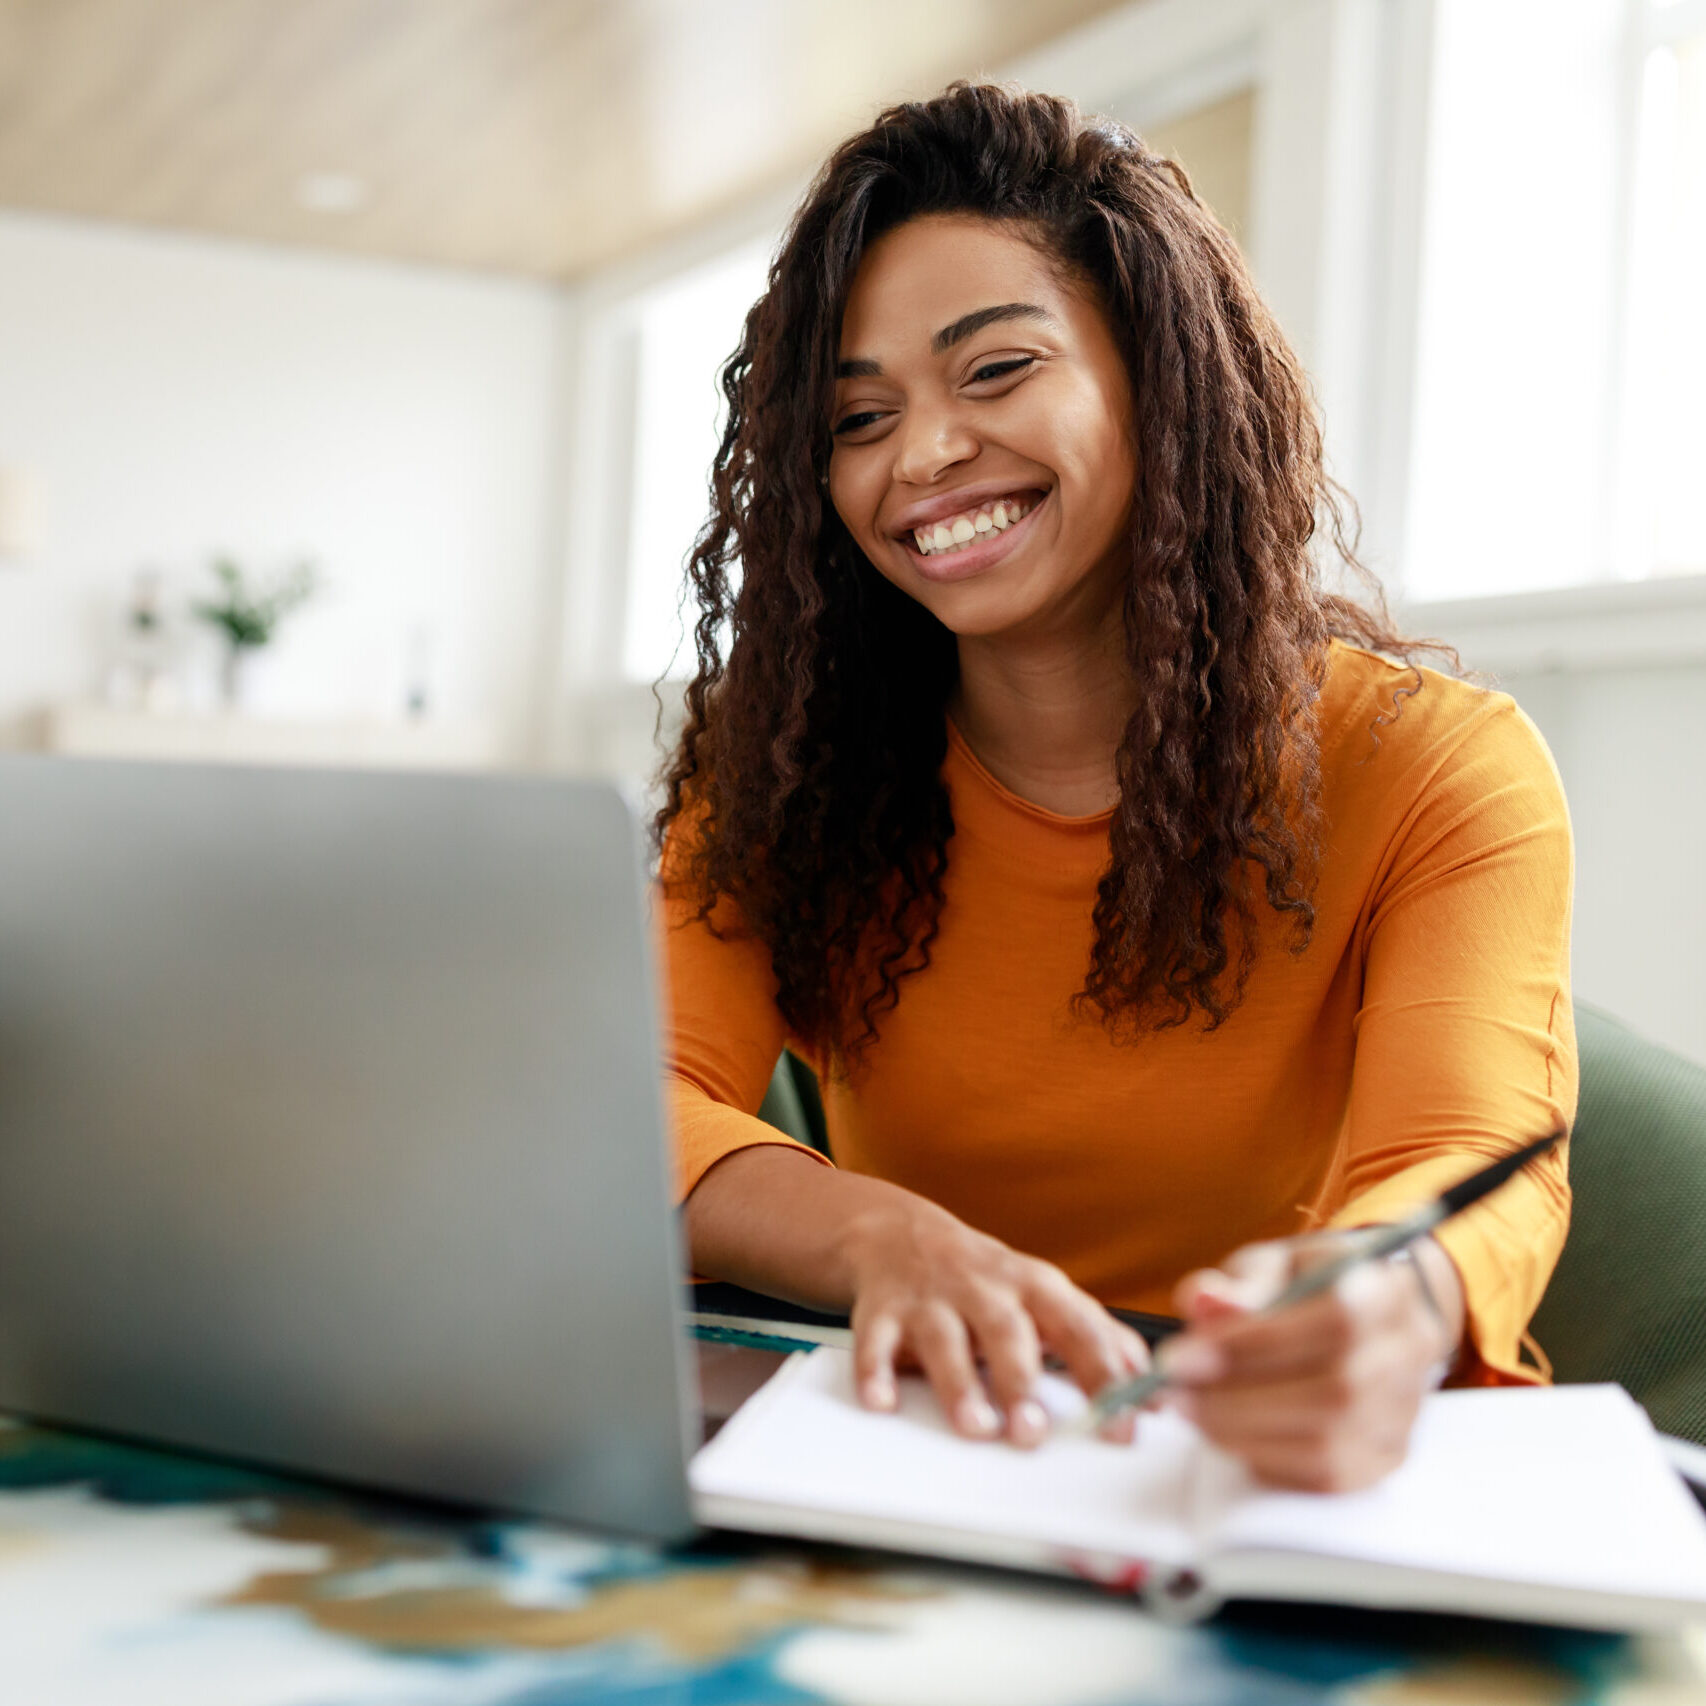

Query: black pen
left=1087, top=1130, right=1565, bottom=1425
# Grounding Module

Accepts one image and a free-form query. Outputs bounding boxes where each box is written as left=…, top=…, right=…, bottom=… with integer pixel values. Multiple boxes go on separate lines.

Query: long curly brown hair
left=657, top=82, right=1436, bottom=1066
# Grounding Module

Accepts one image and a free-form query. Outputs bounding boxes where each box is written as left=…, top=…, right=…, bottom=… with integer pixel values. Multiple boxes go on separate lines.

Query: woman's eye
left=833, top=411, right=886, bottom=437
left=969, top=356, right=1036, bottom=384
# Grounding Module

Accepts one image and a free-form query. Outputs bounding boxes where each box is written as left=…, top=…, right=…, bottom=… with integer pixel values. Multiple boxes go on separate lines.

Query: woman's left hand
left=1160, top=1233, right=1466, bottom=1492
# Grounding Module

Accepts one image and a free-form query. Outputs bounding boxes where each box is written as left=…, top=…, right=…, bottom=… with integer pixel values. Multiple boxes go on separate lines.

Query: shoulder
left=1315, top=642, right=1567, bottom=833
left=656, top=787, right=714, bottom=904
left=1319, top=641, right=1556, bottom=778
left=655, top=787, right=763, bottom=940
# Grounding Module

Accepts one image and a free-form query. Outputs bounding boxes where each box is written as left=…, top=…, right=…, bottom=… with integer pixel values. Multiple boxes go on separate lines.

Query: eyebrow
left=835, top=301, right=1059, bottom=378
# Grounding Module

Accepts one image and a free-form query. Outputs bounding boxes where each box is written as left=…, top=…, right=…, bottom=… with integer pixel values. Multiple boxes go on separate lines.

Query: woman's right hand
left=840, top=1195, right=1150, bottom=1448
left=685, top=1144, right=1147, bottom=1449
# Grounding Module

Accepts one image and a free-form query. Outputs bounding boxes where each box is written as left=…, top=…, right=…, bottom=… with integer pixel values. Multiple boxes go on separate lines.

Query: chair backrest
left=757, top=1049, right=831, bottom=1157
left=1530, top=1004, right=1706, bottom=1443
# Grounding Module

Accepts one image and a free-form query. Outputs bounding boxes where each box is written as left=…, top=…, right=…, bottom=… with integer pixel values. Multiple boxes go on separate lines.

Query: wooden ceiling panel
left=0, top=0, right=1133, bottom=278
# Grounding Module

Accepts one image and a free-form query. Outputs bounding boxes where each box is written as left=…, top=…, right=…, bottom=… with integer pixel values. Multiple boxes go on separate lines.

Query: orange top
left=662, top=644, right=1576, bottom=1384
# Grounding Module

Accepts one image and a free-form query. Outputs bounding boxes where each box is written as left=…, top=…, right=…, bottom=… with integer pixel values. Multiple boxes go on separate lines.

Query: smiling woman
left=831, top=231, right=1136, bottom=676
left=655, top=84, right=1575, bottom=1494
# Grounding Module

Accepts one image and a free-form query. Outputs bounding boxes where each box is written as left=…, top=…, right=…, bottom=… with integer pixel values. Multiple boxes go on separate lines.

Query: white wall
left=0, top=211, right=566, bottom=758
left=1406, top=579, right=1706, bottom=1070
left=1503, top=661, right=1706, bottom=1072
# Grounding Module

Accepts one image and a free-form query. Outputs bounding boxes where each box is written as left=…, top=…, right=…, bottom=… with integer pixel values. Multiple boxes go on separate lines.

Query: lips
left=889, top=482, right=1049, bottom=539
left=900, top=487, right=1050, bottom=582
left=910, top=491, right=1040, bottom=558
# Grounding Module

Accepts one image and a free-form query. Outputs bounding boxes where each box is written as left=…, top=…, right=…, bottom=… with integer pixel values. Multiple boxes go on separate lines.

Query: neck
left=950, top=610, right=1134, bottom=817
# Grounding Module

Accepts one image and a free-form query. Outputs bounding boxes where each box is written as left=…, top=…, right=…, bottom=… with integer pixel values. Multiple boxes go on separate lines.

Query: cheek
left=828, top=456, right=894, bottom=562
left=827, top=457, right=869, bottom=539
left=1056, top=388, right=1136, bottom=537
left=1055, top=378, right=1135, bottom=482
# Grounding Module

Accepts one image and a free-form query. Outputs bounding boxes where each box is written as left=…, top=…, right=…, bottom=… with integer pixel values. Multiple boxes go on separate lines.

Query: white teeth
left=911, top=494, right=1036, bottom=554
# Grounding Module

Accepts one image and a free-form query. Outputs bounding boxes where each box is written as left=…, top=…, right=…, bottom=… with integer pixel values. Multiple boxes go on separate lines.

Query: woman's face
left=828, top=214, right=1137, bottom=642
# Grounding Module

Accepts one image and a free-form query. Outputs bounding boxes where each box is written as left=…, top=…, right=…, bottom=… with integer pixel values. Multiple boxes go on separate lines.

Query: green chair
left=756, top=1049, right=830, bottom=1158
left=757, top=1006, right=1706, bottom=1443
left=1531, top=1003, right=1706, bottom=1444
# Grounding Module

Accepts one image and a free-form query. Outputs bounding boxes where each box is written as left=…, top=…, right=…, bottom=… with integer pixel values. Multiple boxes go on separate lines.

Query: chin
left=905, top=579, right=1044, bottom=639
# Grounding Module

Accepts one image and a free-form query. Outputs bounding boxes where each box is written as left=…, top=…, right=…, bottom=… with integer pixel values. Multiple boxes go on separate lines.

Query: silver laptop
left=0, top=754, right=698, bottom=1540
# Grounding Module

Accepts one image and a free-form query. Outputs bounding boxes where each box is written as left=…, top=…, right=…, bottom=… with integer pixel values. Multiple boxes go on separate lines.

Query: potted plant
left=192, top=556, right=319, bottom=708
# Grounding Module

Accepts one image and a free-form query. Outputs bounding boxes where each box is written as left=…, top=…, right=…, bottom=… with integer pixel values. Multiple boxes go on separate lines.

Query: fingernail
left=955, top=1394, right=1000, bottom=1437
left=1008, top=1398, right=1049, bottom=1448
left=1097, top=1411, right=1137, bottom=1445
left=1160, top=1339, right=1224, bottom=1384
left=861, top=1376, right=896, bottom=1411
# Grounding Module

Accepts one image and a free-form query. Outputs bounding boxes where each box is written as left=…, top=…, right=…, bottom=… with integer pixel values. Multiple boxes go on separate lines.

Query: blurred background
left=0, top=0, right=1701, bottom=1065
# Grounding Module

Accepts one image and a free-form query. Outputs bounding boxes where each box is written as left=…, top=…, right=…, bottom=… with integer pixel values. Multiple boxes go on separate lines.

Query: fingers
left=852, top=1266, right=1147, bottom=1449
left=853, top=1294, right=1027, bottom=1442
left=1163, top=1288, right=1355, bottom=1386
left=1190, top=1369, right=1418, bottom=1493
left=1165, top=1261, right=1408, bottom=1387
left=1026, top=1271, right=1151, bottom=1410
left=1164, top=1248, right=1438, bottom=1494
left=911, top=1302, right=1005, bottom=1440
left=960, top=1290, right=1048, bottom=1448
left=1175, top=1241, right=1293, bottom=1319
left=852, top=1306, right=903, bottom=1412
left=1181, top=1353, right=1416, bottom=1442
left=1179, top=1364, right=1420, bottom=1493
left=1092, top=1326, right=1149, bottom=1445
left=1223, top=1430, right=1412, bottom=1494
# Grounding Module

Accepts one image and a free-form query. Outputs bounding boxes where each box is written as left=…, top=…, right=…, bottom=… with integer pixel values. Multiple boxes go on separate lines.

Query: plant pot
left=218, top=645, right=262, bottom=710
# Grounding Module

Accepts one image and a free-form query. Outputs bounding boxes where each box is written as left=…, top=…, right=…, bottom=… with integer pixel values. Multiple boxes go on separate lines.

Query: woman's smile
left=900, top=487, right=1050, bottom=581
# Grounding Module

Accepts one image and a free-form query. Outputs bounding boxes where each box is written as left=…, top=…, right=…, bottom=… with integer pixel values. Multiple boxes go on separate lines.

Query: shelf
left=38, top=702, right=504, bottom=770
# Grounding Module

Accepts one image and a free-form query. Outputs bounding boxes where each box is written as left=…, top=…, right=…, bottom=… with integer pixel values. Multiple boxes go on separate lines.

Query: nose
left=891, top=395, right=979, bottom=487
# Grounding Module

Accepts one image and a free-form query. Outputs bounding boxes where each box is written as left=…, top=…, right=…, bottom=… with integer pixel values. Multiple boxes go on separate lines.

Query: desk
left=3, top=1404, right=1703, bottom=1705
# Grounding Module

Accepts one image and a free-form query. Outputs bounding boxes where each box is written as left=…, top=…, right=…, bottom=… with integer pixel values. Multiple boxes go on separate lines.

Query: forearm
left=684, top=1144, right=953, bottom=1312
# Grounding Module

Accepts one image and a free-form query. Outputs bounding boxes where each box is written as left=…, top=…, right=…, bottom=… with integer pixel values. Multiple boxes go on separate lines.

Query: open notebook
left=691, top=1348, right=1706, bottom=1629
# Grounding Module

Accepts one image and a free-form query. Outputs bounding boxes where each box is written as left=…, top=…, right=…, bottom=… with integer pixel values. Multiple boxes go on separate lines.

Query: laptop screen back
left=0, top=755, right=696, bottom=1540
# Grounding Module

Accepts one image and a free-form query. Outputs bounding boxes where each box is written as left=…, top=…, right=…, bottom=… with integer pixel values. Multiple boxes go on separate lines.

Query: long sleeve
left=1326, top=696, right=1576, bottom=1384
left=657, top=846, right=833, bottom=1201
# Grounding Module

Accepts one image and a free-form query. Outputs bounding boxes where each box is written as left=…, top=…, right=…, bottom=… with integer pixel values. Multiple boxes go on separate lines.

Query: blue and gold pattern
left=0, top=1415, right=1695, bottom=1704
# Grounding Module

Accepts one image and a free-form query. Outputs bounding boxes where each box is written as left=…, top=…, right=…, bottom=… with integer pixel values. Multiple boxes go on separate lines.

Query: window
left=621, top=235, right=773, bottom=683
left=1617, top=0, right=1706, bottom=579
left=1403, top=0, right=1706, bottom=603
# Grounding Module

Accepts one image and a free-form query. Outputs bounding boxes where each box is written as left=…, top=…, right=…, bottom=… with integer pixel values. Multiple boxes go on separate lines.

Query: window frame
left=1400, top=0, right=1706, bottom=646
left=1603, top=0, right=1706, bottom=586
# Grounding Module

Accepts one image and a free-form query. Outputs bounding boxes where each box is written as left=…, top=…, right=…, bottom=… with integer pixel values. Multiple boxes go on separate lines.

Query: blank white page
left=1208, top=1384, right=1706, bottom=1603
left=691, top=1347, right=1201, bottom=1565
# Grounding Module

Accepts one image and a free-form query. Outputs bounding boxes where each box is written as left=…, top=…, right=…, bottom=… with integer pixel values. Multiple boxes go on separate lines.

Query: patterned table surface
left=4, top=1400, right=1705, bottom=1706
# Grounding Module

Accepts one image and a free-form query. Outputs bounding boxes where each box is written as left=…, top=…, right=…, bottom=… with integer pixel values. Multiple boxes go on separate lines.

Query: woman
left=657, top=84, right=1574, bottom=1490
